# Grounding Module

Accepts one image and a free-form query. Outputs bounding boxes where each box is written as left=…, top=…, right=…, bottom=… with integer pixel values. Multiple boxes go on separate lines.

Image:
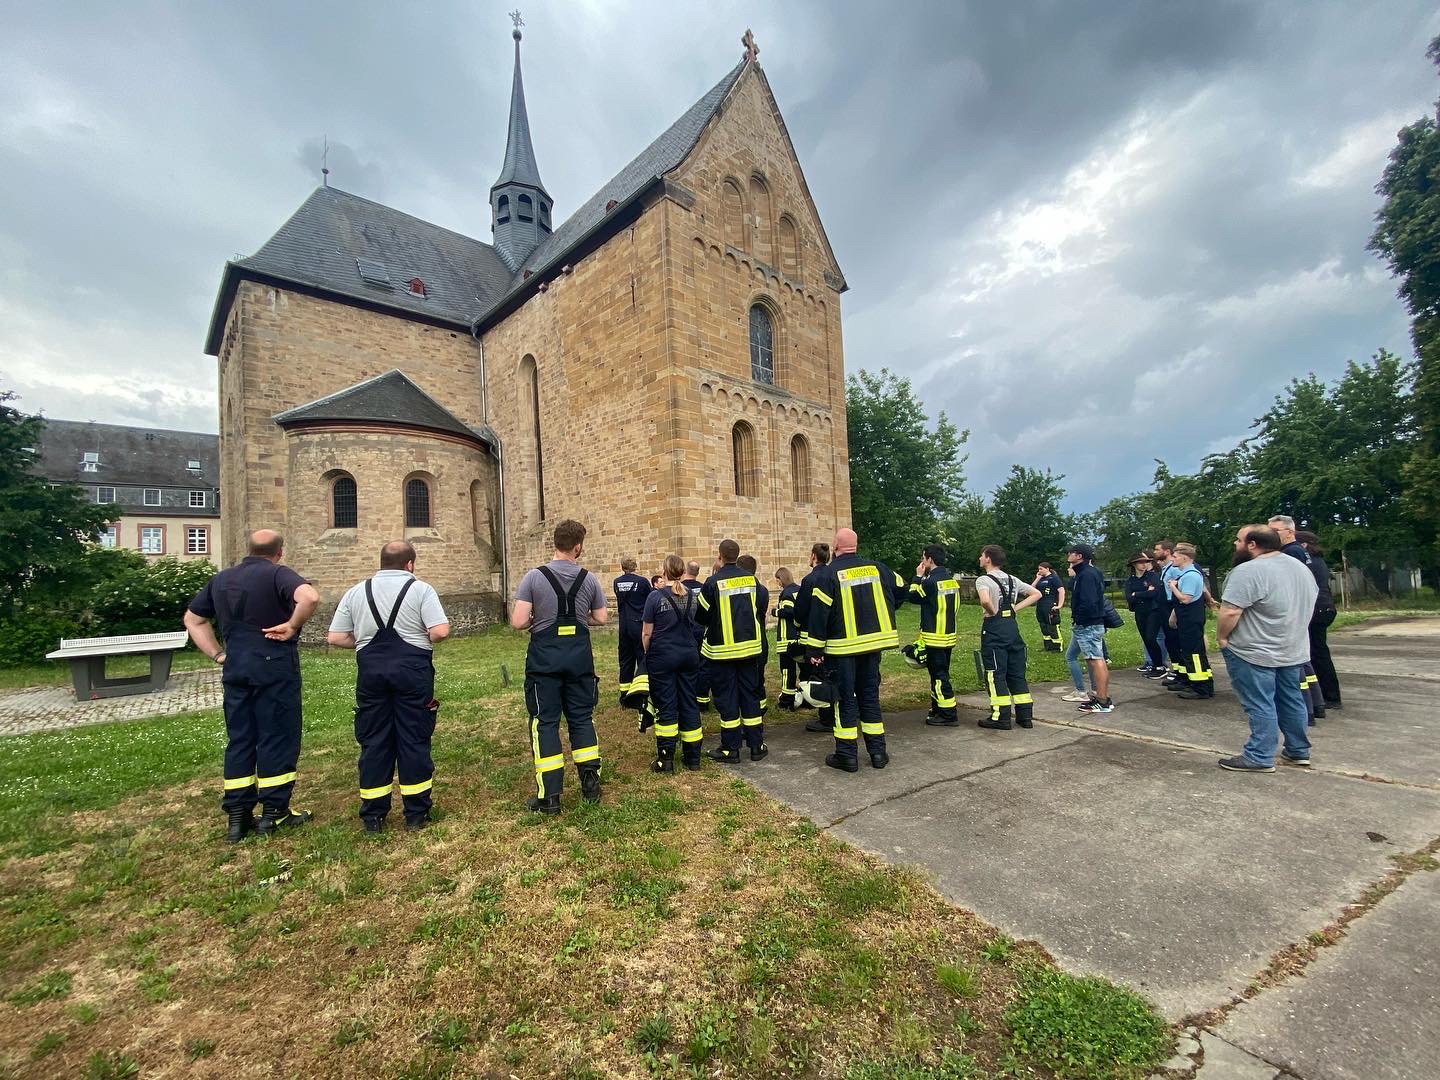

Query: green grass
left=1005, top=965, right=1171, bottom=1079
left=0, top=646, right=215, bottom=690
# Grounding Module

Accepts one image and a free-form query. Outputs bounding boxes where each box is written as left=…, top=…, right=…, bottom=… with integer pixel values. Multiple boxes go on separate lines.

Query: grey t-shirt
left=515, top=560, right=606, bottom=634
left=974, top=572, right=1037, bottom=612
left=329, top=570, right=449, bottom=651
left=1221, top=554, right=1318, bottom=667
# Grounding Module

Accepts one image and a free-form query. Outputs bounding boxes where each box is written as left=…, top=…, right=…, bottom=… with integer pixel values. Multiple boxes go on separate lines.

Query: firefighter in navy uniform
left=738, top=554, right=772, bottom=715
left=795, top=542, right=834, bottom=733
left=184, top=529, right=320, bottom=842
left=974, top=546, right=1042, bottom=730
left=772, top=567, right=801, bottom=709
left=511, top=520, right=609, bottom=814
left=612, top=557, right=652, bottom=705
left=697, top=539, right=767, bottom=763
left=806, top=528, right=905, bottom=772
left=1271, top=516, right=1326, bottom=721
left=684, top=561, right=713, bottom=712
left=1032, top=561, right=1066, bottom=651
left=905, top=544, right=961, bottom=726
left=327, top=541, right=450, bottom=833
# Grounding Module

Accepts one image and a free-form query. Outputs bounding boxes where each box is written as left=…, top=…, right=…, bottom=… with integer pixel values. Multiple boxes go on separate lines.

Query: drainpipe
left=473, top=324, right=509, bottom=614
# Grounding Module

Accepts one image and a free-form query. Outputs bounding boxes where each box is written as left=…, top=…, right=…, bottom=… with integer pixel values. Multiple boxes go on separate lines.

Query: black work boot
left=750, top=742, right=769, bottom=762
left=870, top=751, right=890, bottom=769
left=926, top=714, right=959, bottom=727
left=225, top=808, right=255, bottom=844
left=978, top=717, right=1013, bottom=730
left=804, top=716, right=831, bottom=733
left=825, top=753, right=859, bottom=773
left=681, top=750, right=702, bottom=771
left=651, top=748, right=675, bottom=774
left=255, top=807, right=312, bottom=836
left=1016, top=711, right=1034, bottom=729
left=525, top=793, right=561, bottom=815
left=362, top=817, right=384, bottom=835
left=707, top=746, right=742, bottom=764
left=578, top=764, right=602, bottom=803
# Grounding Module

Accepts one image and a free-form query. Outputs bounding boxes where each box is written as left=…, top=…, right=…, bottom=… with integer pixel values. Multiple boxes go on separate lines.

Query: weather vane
left=510, top=10, right=524, bottom=30
left=742, top=28, right=758, bottom=63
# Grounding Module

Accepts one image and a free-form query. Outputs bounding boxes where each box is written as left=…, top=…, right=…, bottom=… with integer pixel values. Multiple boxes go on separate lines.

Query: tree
left=940, top=493, right=992, bottom=573
left=985, top=466, right=1075, bottom=574
left=846, top=369, right=968, bottom=570
left=0, top=392, right=114, bottom=617
left=1370, top=35, right=1440, bottom=540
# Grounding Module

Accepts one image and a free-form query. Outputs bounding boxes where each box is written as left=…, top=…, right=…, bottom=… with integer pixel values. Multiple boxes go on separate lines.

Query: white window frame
left=143, top=488, right=161, bottom=506
left=189, top=490, right=206, bottom=508
left=185, top=526, right=209, bottom=554
left=96, top=486, right=116, bottom=504
left=140, top=526, right=164, bottom=554
left=82, top=451, right=99, bottom=463
left=100, top=525, right=118, bottom=549
left=187, top=459, right=202, bottom=471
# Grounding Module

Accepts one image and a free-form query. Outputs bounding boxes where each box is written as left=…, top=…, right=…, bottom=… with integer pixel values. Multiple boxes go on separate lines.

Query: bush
left=0, top=610, right=84, bottom=666
left=90, top=558, right=216, bottom=636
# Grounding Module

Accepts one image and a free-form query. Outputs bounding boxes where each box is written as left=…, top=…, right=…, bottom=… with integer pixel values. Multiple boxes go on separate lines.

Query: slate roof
left=273, top=369, right=493, bottom=450
left=493, top=34, right=549, bottom=195
left=205, top=56, right=752, bottom=350
left=32, top=419, right=220, bottom=489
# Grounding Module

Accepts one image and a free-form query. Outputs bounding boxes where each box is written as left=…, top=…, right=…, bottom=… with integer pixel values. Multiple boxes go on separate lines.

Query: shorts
left=1071, top=623, right=1106, bottom=660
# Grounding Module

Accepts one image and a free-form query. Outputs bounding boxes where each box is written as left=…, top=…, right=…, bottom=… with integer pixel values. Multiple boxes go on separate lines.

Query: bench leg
left=69, top=658, right=104, bottom=699
left=147, top=651, right=175, bottom=692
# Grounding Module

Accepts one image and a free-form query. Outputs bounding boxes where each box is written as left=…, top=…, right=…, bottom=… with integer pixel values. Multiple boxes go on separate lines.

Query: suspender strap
left=537, top=565, right=589, bottom=618
left=364, top=576, right=419, bottom=632
left=986, top=573, right=1014, bottom=610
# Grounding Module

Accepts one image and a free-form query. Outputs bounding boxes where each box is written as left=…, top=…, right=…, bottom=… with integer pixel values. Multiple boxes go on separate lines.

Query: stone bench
left=46, top=631, right=192, bottom=700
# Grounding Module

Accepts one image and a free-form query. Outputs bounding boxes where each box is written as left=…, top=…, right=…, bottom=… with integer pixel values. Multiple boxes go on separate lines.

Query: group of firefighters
left=190, top=514, right=1338, bottom=838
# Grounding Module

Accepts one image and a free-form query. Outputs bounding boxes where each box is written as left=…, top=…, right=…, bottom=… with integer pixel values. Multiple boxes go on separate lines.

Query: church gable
left=670, top=63, right=846, bottom=294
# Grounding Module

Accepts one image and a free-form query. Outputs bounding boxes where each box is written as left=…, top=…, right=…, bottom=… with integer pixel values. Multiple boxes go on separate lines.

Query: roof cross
left=742, top=28, right=758, bottom=63
left=509, top=9, right=524, bottom=30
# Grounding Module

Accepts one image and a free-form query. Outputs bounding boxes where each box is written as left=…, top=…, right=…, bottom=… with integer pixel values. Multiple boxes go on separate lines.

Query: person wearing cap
left=1166, top=543, right=1214, bottom=700
left=1123, top=553, right=1166, bottom=675
left=1064, top=543, right=1113, bottom=713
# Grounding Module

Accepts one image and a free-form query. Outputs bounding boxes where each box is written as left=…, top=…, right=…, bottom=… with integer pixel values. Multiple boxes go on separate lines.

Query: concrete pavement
left=742, top=618, right=1440, bottom=1080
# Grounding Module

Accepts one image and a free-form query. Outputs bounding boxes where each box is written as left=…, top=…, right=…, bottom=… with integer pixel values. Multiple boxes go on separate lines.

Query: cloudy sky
left=2, top=1, right=1437, bottom=511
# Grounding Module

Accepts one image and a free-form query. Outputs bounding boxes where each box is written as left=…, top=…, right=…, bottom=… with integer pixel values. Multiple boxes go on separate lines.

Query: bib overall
left=525, top=567, right=602, bottom=799
left=646, top=589, right=702, bottom=768
left=355, top=578, right=438, bottom=827
left=979, top=575, right=1034, bottom=729
left=219, top=582, right=302, bottom=815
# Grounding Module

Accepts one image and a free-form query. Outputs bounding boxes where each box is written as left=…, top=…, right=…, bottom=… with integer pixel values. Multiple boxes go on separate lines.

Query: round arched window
left=404, top=477, right=432, bottom=528
left=749, top=304, right=774, bottom=385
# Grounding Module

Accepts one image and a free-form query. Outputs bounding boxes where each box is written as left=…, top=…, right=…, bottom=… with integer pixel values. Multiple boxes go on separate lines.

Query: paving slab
left=1217, top=866, right=1440, bottom=1080
left=1193, top=1032, right=1285, bottom=1079
left=0, top=668, right=222, bottom=737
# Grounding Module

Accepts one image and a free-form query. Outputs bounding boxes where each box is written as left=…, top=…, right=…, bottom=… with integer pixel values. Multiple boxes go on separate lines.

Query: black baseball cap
left=1065, top=543, right=1095, bottom=559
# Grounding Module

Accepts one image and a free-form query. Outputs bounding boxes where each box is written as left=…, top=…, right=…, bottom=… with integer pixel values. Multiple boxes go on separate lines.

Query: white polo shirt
left=329, top=570, right=449, bottom=651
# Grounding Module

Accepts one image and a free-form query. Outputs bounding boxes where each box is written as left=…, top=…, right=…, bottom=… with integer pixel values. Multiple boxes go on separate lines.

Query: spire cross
left=742, top=28, right=758, bottom=62
left=509, top=9, right=524, bottom=30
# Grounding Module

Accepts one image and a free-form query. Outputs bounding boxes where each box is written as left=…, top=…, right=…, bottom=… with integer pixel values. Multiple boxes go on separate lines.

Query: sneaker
left=1218, top=755, right=1275, bottom=773
left=1077, top=698, right=1114, bottom=714
left=1279, top=753, right=1311, bottom=768
left=1144, top=669, right=1170, bottom=680
left=1135, top=664, right=1152, bottom=673
left=1060, top=689, right=1090, bottom=702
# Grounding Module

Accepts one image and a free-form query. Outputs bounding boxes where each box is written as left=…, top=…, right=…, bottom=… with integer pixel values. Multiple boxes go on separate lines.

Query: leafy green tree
left=0, top=392, right=114, bottom=617
left=1370, top=35, right=1440, bottom=540
left=846, top=369, right=968, bottom=570
left=940, top=493, right=993, bottom=573
left=985, top=466, right=1075, bottom=575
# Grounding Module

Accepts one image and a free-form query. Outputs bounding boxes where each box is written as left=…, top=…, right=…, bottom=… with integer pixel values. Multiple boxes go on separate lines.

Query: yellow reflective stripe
left=702, top=641, right=761, bottom=659
left=919, top=631, right=958, bottom=647
left=223, top=774, right=257, bottom=790
left=535, top=753, right=565, bottom=772
left=1012, top=694, right=1034, bottom=705
left=399, top=779, right=432, bottom=796
left=557, top=625, right=576, bottom=636
left=839, top=581, right=859, bottom=642
left=909, top=583, right=926, bottom=597
left=718, top=718, right=742, bottom=729
left=860, top=721, right=885, bottom=736
left=617, top=680, right=632, bottom=693
left=257, top=771, right=296, bottom=788
left=680, top=728, right=704, bottom=742
left=1001, top=610, right=1014, bottom=618
left=630, top=675, right=650, bottom=691
left=571, top=744, right=601, bottom=763
left=697, top=592, right=711, bottom=610
left=812, top=589, right=833, bottom=606
left=834, top=726, right=858, bottom=740
left=825, top=630, right=899, bottom=655
left=741, top=716, right=763, bottom=727
left=360, top=783, right=393, bottom=799
left=990, top=695, right=1014, bottom=706
left=936, top=693, right=957, bottom=708
left=654, top=723, right=679, bottom=738
left=531, top=714, right=544, bottom=798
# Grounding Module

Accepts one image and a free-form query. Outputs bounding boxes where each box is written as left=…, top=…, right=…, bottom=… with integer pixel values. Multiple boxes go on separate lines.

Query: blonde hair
left=775, top=566, right=794, bottom=586
left=1174, top=543, right=1197, bottom=559
left=663, top=554, right=687, bottom=596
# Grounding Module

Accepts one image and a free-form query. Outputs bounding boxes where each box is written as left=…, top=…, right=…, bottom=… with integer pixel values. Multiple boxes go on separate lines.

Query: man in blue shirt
left=1166, top=543, right=1213, bottom=699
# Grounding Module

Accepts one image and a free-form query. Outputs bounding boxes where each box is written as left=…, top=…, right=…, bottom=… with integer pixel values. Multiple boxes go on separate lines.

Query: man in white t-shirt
left=328, top=541, right=450, bottom=832
left=1215, top=525, right=1317, bottom=773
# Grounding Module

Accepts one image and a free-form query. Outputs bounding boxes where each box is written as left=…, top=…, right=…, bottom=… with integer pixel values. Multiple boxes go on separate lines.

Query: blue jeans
left=1065, top=624, right=1106, bottom=690
left=1221, top=648, right=1310, bottom=767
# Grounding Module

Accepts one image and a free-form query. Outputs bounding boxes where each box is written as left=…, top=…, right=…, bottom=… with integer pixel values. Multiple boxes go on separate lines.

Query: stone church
left=204, top=27, right=852, bottom=629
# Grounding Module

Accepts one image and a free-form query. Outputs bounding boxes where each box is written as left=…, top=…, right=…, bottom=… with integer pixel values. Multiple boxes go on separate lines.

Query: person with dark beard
left=1296, top=531, right=1341, bottom=710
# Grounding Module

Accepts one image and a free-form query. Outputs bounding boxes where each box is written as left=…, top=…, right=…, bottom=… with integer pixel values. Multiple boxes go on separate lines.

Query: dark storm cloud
left=1, top=0, right=1436, bottom=512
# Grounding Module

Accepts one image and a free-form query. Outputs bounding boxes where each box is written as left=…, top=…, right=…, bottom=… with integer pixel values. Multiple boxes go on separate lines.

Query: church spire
left=490, top=12, right=553, bottom=271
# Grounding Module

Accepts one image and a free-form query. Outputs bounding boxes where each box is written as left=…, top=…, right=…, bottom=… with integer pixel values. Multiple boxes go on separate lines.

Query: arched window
left=749, top=304, right=775, bottom=385
left=497, top=194, right=510, bottom=223
left=519, top=355, right=545, bottom=522
left=732, top=421, right=757, bottom=498
left=777, top=215, right=799, bottom=276
left=721, top=179, right=746, bottom=248
left=331, top=474, right=357, bottom=529
left=791, top=434, right=811, bottom=504
left=538, top=201, right=551, bottom=233
left=404, top=477, right=431, bottom=528
left=748, top=175, right=772, bottom=263
left=517, top=194, right=534, bottom=222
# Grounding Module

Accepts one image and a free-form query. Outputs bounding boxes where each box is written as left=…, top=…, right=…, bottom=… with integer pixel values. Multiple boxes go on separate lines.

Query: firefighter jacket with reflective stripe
left=795, top=566, right=826, bottom=647
left=806, top=553, right=904, bottom=656
left=906, top=567, right=961, bottom=647
left=774, top=583, right=800, bottom=649
left=697, top=564, right=764, bottom=660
